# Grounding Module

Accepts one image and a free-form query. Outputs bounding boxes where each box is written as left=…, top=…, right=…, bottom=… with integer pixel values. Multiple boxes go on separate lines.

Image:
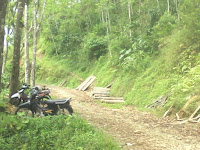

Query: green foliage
left=0, top=114, right=121, bottom=150
left=151, top=12, right=177, bottom=49
left=84, top=34, right=108, bottom=60
left=1, top=0, right=197, bottom=118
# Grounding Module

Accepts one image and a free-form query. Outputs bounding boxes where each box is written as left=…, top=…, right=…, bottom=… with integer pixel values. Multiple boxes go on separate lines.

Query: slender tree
left=10, top=0, right=25, bottom=98
left=167, top=0, right=170, bottom=13
left=24, top=0, right=30, bottom=84
left=2, top=28, right=9, bottom=74
left=31, top=0, right=37, bottom=86
left=128, top=0, right=132, bottom=40
left=0, top=0, right=8, bottom=93
left=31, top=0, right=47, bottom=86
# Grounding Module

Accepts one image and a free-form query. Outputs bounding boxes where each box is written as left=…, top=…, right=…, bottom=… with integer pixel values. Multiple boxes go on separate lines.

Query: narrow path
left=48, top=85, right=200, bottom=150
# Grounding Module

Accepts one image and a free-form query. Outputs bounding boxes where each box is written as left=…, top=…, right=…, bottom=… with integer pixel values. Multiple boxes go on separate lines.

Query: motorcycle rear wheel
left=60, top=105, right=73, bottom=115
left=15, top=108, right=34, bottom=117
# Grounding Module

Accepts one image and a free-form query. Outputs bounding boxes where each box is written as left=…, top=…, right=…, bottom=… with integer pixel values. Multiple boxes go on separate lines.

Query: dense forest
left=1, top=0, right=200, bottom=115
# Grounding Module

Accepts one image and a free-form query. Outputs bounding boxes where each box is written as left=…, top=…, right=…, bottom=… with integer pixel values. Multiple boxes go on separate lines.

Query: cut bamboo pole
left=189, top=105, right=200, bottom=120
left=162, top=105, right=173, bottom=118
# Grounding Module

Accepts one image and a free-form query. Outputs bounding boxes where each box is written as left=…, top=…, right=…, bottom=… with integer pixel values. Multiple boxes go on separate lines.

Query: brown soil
left=44, top=85, right=200, bottom=150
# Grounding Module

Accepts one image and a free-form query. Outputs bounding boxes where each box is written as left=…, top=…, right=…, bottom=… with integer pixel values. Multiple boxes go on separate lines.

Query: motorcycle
left=11, top=84, right=30, bottom=106
left=15, top=87, right=73, bottom=117
left=11, top=84, right=51, bottom=106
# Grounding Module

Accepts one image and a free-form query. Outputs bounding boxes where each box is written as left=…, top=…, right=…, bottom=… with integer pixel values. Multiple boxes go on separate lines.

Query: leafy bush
left=151, top=12, right=177, bottom=49
left=0, top=114, right=121, bottom=150
left=84, top=34, right=108, bottom=60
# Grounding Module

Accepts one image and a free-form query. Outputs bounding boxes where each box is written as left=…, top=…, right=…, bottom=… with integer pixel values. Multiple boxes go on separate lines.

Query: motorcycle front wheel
left=60, top=105, right=73, bottom=115
left=15, top=108, right=34, bottom=117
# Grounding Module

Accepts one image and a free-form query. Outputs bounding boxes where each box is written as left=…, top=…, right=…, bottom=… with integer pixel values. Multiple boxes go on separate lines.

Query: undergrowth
left=0, top=113, right=121, bottom=150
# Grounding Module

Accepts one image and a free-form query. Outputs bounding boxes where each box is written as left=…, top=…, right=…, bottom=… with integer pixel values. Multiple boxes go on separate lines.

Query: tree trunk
left=31, top=0, right=46, bottom=86
left=31, top=0, right=37, bottom=87
left=128, top=0, right=132, bottom=40
left=24, top=0, right=30, bottom=84
left=105, top=9, right=112, bottom=57
left=10, top=0, right=25, bottom=98
left=2, top=28, right=9, bottom=74
left=0, top=0, right=8, bottom=93
left=175, top=0, right=179, bottom=20
left=101, top=7, right=105, bottom=23
left=167, top=0, right=170, bottom=13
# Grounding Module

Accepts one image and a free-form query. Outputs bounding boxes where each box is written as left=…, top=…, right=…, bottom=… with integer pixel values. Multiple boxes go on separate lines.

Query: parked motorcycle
left=11, top=84, right=51, bottom=106
left=15, top=87, right=73, bottom=117
left=11, top=84, right=30, bottom=106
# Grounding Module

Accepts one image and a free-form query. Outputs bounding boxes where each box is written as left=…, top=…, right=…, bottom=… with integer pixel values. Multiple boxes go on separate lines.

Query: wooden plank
left=81, top=76, right=96, bottom=91
left=93, top=87, right=110, bottom=91
left=102, top=97, right=124, bottom=100
left=76, top=76, right=92, bottom=90
left=93, top=97, right=104, bottom=99
left=76, top=76, right=96, bottom=91
left=101, top=100, right=125, bottom=103
left=93, top=93, right=110, bottom=97
left=92, top=91, right=110, bottom=95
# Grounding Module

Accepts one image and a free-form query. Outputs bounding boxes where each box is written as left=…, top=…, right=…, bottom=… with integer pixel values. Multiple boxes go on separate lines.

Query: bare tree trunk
left=24, top=0, right=30, bottom=84
left=10, top=0, right=25, bottom=97
left=167, top=0, right=170, bottom=13
left=175, top=0, right=179, bottom=20
left=31, top=0, right=37, bottom=87
left=101, top=7, right=105, bottom=23
left=2, top=28, right=9, bottom=74
left=105, top=9, right=112, bottom=57
left=128, top=0, right=132, bottom=40
left=31, top=0, right=47, bottom=86
left=107, top=9, right=111, bottom=32
left=0, top=0, right=8, bottom=93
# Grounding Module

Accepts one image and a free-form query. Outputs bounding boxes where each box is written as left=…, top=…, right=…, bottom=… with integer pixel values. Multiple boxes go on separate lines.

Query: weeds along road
left=47, top=85, right=200, bottom=150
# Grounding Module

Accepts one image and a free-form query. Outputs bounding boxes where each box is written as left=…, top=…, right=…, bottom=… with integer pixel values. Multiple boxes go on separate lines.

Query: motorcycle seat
left=44, top=98, right=71, bottom=104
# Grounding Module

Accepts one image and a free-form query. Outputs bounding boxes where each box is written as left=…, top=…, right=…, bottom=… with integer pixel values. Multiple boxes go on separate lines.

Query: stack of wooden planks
left=92, top=87, right=125, bottom=104
left=76, top=76, right=96, bottom=91
left=92, top=87, right=110, bottom=98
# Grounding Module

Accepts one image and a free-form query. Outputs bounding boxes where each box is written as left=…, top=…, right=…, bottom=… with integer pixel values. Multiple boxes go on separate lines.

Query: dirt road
left=47, top=85, right=200, bottom=150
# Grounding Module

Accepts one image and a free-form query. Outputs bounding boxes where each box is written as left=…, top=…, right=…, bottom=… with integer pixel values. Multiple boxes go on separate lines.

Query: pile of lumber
left=92, top=87, right=110, bottom=98
left=76, top=76, right=96, bottom=91
left=92, top=87, right=125, bottom=104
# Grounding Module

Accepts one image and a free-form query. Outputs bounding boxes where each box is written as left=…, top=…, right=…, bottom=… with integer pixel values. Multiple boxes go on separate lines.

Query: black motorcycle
left=15, top=87, right=73, bottom=117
